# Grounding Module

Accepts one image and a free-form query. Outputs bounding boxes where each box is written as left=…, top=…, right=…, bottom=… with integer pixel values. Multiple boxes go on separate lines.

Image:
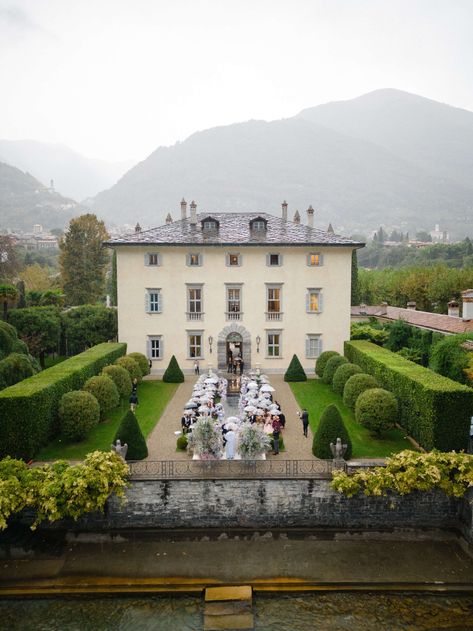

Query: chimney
left=462, top=289, right=473, bottom=321
left=293, top=210, right=300, bottom=224
left=281, top=200, right=288, bottom=222
left=447, top=300, right=459, bottom=318
left=190, top=200, right=197, bottom=225
left=327, top=223, right=334, bottom=234
left=307, top=205, right=314, bottom=228
left=135, top=222, right=141, bottom=233
left=406, top=301, right=416, bottom=310
left=180, top=198, right=187, bottom=221
left=165, top=213, right=173, bottom=224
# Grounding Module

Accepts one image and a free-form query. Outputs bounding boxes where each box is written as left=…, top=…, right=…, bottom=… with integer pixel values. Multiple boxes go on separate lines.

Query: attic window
left=201, top=216, right=220, bottom=231
left=250, top=216, right=268, bottom=231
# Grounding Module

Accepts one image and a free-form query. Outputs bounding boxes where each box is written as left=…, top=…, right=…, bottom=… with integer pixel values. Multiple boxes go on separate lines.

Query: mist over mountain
left=0, top=140, right=135, bottom=201
left=88, top=89, right=473, bottom=238
left=0, top=161, right=80, bottom=231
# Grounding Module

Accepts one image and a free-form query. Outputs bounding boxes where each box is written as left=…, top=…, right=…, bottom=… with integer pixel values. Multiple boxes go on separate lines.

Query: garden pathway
left=145, top=374, right=314, bottom=461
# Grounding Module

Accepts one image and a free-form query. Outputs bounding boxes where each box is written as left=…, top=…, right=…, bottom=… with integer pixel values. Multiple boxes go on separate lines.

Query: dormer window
left=201, top=216, right=220, bottom=232
left=250, top=216, right=268, bottom=232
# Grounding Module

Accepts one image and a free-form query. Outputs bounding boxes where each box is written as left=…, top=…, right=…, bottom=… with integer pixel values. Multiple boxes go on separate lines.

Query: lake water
left=1, top=592, right=473, bottom=630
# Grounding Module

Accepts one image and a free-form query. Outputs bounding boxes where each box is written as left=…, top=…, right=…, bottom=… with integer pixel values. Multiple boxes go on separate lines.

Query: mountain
left=88, top=89, right=473, bottom=238
left=0, top=161, right=81, bottom=231
left=0, top=140, right=135, bottom=201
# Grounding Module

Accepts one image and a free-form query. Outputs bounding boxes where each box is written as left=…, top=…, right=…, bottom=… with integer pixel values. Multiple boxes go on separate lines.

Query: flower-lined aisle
left=178, top=370, right=286, bottom=460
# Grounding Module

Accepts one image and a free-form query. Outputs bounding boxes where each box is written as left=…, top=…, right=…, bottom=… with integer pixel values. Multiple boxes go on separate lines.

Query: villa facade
left=106, top=201, right=362, bottom=374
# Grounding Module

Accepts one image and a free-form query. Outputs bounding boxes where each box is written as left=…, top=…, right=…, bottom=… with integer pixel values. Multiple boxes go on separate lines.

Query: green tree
left=113, top=410, right=148, bottom=460
left=284, top=354, right=307, bottom=382
left=312, top=404, right=352, bottom=460
left=385, top=319, right=413, bottom=352
left=8, top=307, right=61, bottom=368
left=351, top=250, right=359, bottom=306
left=61, top=305, right=117, bottom=355
left=0, top=236, right=20, bottom=282
left=429, top=333, right=473, bottom=384
left=416, top=230, right=432, bottom=242
left=0, top=283, right=18, bottom=321
left=163, top=355, right=184, bottom=383
left=16, top=281, right=26, bottom=309
left=59, top=214, right=110, bottom=305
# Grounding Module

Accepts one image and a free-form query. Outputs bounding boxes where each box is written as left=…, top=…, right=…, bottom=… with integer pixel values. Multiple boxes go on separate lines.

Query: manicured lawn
left=36, top=380, right=178, bottom=461
left=290, top=379, right=413, bottom=458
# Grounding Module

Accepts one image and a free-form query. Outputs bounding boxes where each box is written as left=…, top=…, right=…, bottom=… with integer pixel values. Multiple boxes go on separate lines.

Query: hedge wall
left=344, top=340, right=473, bottom=451
left=0, top=342, right=126, bottom=460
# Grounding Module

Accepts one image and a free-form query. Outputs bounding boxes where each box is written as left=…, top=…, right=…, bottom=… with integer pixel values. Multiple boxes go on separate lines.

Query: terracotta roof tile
left=384, top=306, right=473, bottom=334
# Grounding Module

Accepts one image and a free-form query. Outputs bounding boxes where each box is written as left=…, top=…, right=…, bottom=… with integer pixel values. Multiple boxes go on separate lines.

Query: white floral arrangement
left=238, top=422, right=271, bottom=459
left=187, top=417, right=223, bottom=459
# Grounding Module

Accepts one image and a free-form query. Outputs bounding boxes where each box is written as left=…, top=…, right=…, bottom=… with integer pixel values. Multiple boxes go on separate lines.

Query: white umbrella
left=226, top=416, right=240, bottom=423
left=185, top=401, right=198, bottom=409
left=260, top=384, right=275, bottom=392
left=247, top=381, right=259, bottom=388
left=198, top=405, right=210, bottom=413
left=244, top=405, right=257, bottom=413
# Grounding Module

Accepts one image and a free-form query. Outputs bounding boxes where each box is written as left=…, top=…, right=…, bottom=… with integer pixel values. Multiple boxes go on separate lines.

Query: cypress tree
left=163, top=354, right=185, bottom=382
left=113, top=410, right=148, bottom=460
left=284, top=354, right=307, bottom=382
left=312, top=404, right=352, bottom=460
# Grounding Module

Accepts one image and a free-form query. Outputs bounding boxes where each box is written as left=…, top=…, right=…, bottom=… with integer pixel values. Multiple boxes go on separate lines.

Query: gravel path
left=146, top=374, right=314, bottom=461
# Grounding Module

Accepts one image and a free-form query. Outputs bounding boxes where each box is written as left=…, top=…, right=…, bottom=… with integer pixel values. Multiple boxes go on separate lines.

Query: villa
left=106, top=200, right=363, bottom=374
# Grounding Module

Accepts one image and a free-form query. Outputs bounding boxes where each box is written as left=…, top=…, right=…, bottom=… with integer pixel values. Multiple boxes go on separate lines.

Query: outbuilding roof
left=105, top=212, right=363, bottom=248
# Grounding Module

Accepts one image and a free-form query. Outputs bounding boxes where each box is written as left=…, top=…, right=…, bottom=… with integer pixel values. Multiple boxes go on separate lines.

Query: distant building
left=11, top=226, right=59, bottom=250
left=430, top=223, right=449, bottom=243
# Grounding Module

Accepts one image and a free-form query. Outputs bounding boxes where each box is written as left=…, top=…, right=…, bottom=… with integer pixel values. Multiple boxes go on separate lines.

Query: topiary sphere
left=355, top=388, right=399, bottom=436
left=128, top=352, right=150, bottom=376
left=322, top=355, right=348, bottom=384
left=115, top=356, right=142, bottom=383
left=59, top=390, right=100, bottom=441
left=102, top=364, right=132, bottom=398
left=315, top=351, right=340, bottom=377
left=343, top=373, right=379, bottom=409
left=176, top=434, right=188, bottom=450
left=332, top=363, right=362, bottom=395
left=83, top=374, right=120, bottom=420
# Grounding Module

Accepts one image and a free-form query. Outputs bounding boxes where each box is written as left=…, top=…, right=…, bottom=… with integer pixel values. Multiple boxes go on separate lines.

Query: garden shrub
left=343, top=373, right=379, bottom=409
left=322, top=355, right=348, bottom=384
left=102, top=364, right=132, bottom=398
left=83, top=375, right=119, bottom=420
left=128, top=352, right=150, bottom=376
left=176, top=434, right=188, bottom=451
left=113, top=410, right=148, bottom=460
left=315, top=351, right=339, bottom=377
left=60, top=305, right=118, bottom=355
left=332, top=363, right=362, bottom=395
left=0, top=353, right=37, bottom=390
left=355, top=388, right=399, bottom=436
left=0, top=342, right=126, bottom=459
left=163, top=355, right=185, bottom=383
left=115, top=355, right=142, bottom=383
left=345, top=340, right=473, bottom=451
left=429, top=333, right=473, bottom=384
left=284, top=354, right=307, bottom=382
left=312, top=404, right=352, bottom=460
left=0, top=323, right=15, bottom=359
left=59, top=390, right=100, bottom=441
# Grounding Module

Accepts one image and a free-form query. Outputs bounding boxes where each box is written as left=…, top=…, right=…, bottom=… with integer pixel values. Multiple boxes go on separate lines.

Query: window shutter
left=186, top=253, right=190, bottom=266
left=158, top=291, right=162, bottom=312
left=198, top=254, right=203, bottom=267
left=319, top=254, right=324, bottom=266
left=305, top=337, right=310, bottom=357
left=317, top=336, right=323, bottom=356
left=146, top=338, right=152, bottom=358
left=318, top=292, right=324, bottom=313
left=266, top=253, right=270, bottom=266
left=145, top=291, right=150, bottom=313
left=160, top=337, right=163, bottom=359
left=306, top=292, right=310, bottom=312
left=279, top=254, right=283, bottom=266
left=144, top=253, right=150, bottom=266
left=157, top=253, right=162, bottom=266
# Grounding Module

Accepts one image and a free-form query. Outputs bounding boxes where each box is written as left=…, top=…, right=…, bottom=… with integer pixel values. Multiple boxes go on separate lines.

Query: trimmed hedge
left=342, top=373, right=379, bottom=409
left=315, top=351, right=340, bottom=377
left=312, top=404, right=352, bottom=460
left=163, top=355, right=185, bottom=383
left=345, top=340, right=473, bottom=451
left=102, top=364, right=132, bottom=398
left=128, top=352, right=150, bottom=377
left=115, top=356, right=142, bottom=383
left=284, top=354, right=307, bottom=382
left=322, top=355, right=348, bottom=384
left=332, top=363, right=362, bottom=395
left=83, top=375, right=120, bottom=420
left=113, top=410, right=148, bottom=460
left=0, top=342, right=126, bottom=460
left=355, top=388, right=399, bottom=436
left=59, top=390, right=100, bottom=441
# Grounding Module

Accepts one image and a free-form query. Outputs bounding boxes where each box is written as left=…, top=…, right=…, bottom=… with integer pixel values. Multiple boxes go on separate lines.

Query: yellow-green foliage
left=332, top=449, right=473, bottom=498
left=0, top=451, right=129, bottom=531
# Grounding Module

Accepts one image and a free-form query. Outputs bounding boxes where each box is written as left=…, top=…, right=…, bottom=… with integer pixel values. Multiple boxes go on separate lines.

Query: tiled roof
left=104, top=213, right=363, bottom=248
left=352, top=304, right=473, bottom=335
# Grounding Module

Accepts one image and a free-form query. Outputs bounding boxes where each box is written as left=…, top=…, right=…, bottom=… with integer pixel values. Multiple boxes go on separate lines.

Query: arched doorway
left=217, top=324, right=252, bottom=370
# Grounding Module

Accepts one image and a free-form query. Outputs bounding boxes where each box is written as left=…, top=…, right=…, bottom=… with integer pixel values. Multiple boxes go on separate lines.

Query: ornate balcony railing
left=187, top=312, right=203, bottom=321
left=226, top=311, right=242, bottom=321
left=266, top=312, right=283, bottom=321
left=129, top=459, right=336, bottom=480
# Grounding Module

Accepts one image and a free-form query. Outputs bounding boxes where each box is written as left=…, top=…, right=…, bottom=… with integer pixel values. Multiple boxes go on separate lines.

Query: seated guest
left=278, top=411, right=286, bottom=428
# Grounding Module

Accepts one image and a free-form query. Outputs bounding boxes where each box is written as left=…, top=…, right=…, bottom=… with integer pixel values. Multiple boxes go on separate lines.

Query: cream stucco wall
left=115, top=245, right=354, bottom=374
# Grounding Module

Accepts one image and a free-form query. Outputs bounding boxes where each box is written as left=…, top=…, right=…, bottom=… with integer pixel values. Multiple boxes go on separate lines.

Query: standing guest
left=194, top=360, right=200, bottom=375
left=132, top=377, right=138, bottom=393
left=233, top=358, right=238, bottom=374
left=279, top=411, right=286, bottom=428
left=129, top=391, right=139, bottom=413
left=148, top=358, right=153, bottom=372
left=239, top=358, right=244, bottom=375
left=272, top=417, right=282, bottom=455
left=299, top=408, right=309, bottom=437
left=227, top=353, right=233, bottom=373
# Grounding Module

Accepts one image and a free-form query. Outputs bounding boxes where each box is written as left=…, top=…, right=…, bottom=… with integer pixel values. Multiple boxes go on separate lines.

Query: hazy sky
left=1, top=0, right=473, bottom=162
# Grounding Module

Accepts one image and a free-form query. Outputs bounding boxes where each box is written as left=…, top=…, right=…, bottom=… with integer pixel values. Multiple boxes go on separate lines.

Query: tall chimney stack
left=165, top=213, right=173, bottom=225
left=462, top=289, right=473, bottom=320
left=307, top=205, right=314, bottom=228
left=135, top=222, right=141, bottom=233
left=190, top=200, right=197, bottom=225
left=293, top=210, right=300, bottom=224
left=281, top=200, right=288, bottom=222
left=180, top=198, right=187, bottom=221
